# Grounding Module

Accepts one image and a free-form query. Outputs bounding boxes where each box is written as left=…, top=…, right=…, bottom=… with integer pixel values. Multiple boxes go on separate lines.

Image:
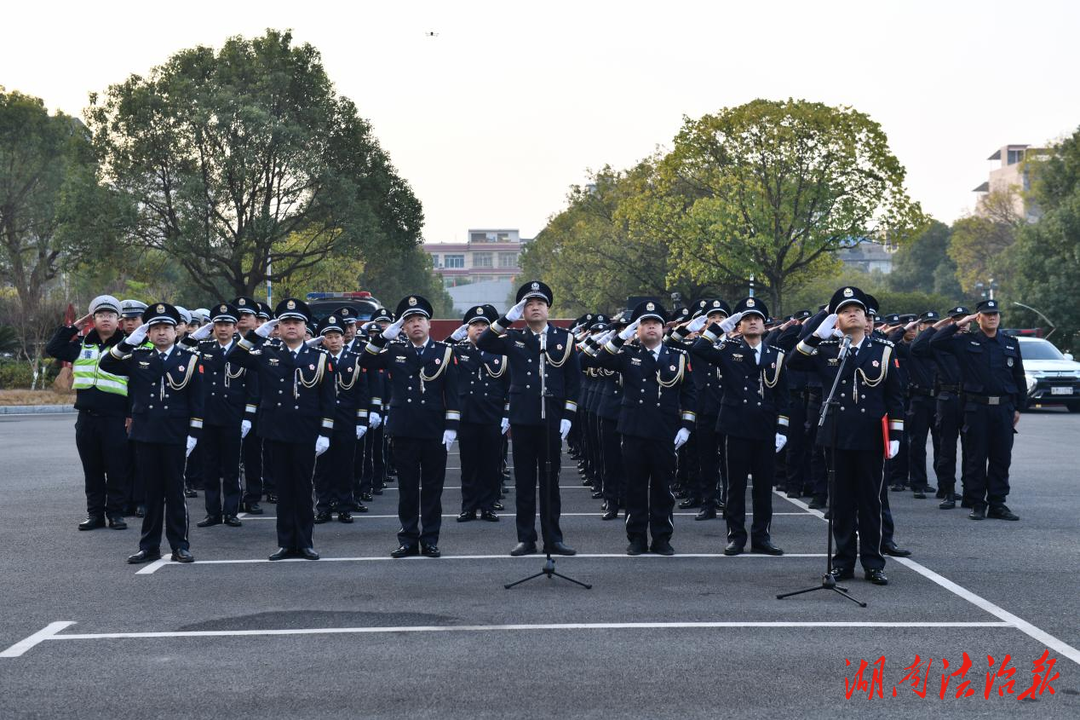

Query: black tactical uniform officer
left=100, top=303, right=203, bottom=564
left=234, top=297, right=268, bottom=513
left=928, top=299, right=1025, bottom=521
left=478, top=280, right=582, bottom=558
left=588, top=301, right=697, bottom=556
left=579, top=317, right=625, bottom=520
left=228, top=298, right=337, bottom=561
left=361, top=295, right=460, bottom=558
left=359, top=311, right=393, bottom=500
left=894, top=311, right=942, bottom=499
left=789, top=287, right=905, bottom=585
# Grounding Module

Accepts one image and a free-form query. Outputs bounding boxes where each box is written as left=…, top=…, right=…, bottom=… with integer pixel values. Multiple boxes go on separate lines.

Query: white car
left=1017, top=337, right=1080, bottom=412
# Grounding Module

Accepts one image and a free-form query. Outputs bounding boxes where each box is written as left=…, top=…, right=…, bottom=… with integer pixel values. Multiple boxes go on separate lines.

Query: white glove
left=442, top=429, right=457, bottom=452
left=185, top=435, right=197, bottom=457
left=674, top=427, right=691, bottom=449
left=888, top=440, right=900, bottom=459
left=315, top=435, right=330, bottom=456
left=369, top=411, right=382, bottom=429
left=356, top=424, right=368, bottom=440
left=500, top=417, right=510, bottom=435
left=719, top=312, right=744, bottom=335
left=775, top=433, right=788, bottom=453
left=813, top=314, right=838, bottom=340
left=598, top=329, right=617, bottom=346
left=125, top=324, right=148, bottom=346
left=381, top=317, right=405, bottom=340
left=240, top=419, right=251, bottom=438
left=685, top=315, right=709, bottom=334
left=619, top=318, right=641, bottom=341
left=450, top=324, right=469, bottom=342
left=191, top=323, right=213, bottom=341
left=305, top=336, right=324, bottom=347
left=559, top=418, right=572, bottom=440
left=255, top=319, right=278, bottom=338
left=505, top=299, right=528, bottom=323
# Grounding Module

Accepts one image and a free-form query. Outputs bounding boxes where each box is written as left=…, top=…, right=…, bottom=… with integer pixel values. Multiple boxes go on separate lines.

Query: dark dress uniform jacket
left=193, top=338, right=259, bottom=427
left=691, top=335, right=789, bottom=441
left=226, top=335, right=337, bottom=444
left=592, top=338, right=697, bottom=442
left=360, top=336, right=461, bottom=440
left=477, top=324, right=581, bottom=425
left=327, top=349, right=370, bottom=428
left=99, top=344, right=204, bottom=444
left=929, top=325, right=1026, bottom=410
left=453, top=343, right=510, bottom=425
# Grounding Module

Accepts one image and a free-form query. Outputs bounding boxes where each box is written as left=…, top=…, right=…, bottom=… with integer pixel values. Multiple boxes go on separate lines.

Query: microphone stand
left=777, top=334, right=866, bottom=607
left=506, top=326, right=592, bottom=590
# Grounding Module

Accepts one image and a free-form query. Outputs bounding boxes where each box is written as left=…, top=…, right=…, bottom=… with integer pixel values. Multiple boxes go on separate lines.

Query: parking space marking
left=234, top=512, right=816, bottom=520
left=0, top=622, right=76, bottom=658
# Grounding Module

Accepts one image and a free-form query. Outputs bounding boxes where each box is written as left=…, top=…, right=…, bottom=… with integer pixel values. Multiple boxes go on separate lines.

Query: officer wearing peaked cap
left=227, top=297, right=337, bottom=560
left=478, top=280, right=582, bottom=557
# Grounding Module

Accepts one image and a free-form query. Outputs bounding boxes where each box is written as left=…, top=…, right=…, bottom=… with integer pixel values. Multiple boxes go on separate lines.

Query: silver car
left=1018, top=337, right=1080, bottom=412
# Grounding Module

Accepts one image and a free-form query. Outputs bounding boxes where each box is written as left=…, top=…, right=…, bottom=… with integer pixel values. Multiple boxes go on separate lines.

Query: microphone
left=838, top=334, right=852, bottom=360
left=539, top=328, right=547, bottom=353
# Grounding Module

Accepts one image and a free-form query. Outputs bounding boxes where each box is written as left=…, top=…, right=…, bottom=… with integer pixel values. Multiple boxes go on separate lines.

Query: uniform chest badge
left=872, top=360, right=879, bottom=367
left=138, top=361, right=149, bottom=367
left=556, top=344, right=563, bottom=350
left=434, top=358, right=441, bottom=365
left=269, top=358, right=279, bottom=366
left=732, top=354, right=743, bottom=362
left=493, top=359, right=499, bottom=364
left=827, top=358, right=839, bottom=366
left=178, top=365, right=185, bottom=372
left=669, top=365, right=676, bottom=371
left=514, top=341, right=525, bottom=348
left=631, top=357, right=642, bottom=366
left=347, top=366, right=353, bottom=373
left=770, top=362, right=776, bottom=368
left=308, top=364, right=315, bottom=370
left=1007, top=358, right=1014, bottom=367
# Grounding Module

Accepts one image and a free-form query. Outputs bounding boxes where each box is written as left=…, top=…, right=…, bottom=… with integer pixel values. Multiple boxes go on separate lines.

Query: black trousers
left=358, top=425, right=386, bottom=494
left=135, top=441, right=189, bottom=553
left=315, top=428, right=357, bottom=513
left=184, top=441, right=203, bottom=491
left=202, top=423, right=242, bottom=517
left=510, top=422, right=564, bottom=545
left=600, top=417, right=624, bottom=508
left=829, top=447, right=885, bottom=572
left=241, top=419, right=266, bottom=502
left=74, top=411, right=129, bottom=518
left=392, top=436, right=447, bottom=546
left=459, top=422, right=501, bottom=513
left=124, top=439, right=144, bottom=508
left=887, top=413, right=910, bottom=488
left=266, top=440, right=317, bottom=550
left=962, top=404, right=1015, bottom=508
left=807, top=391, right=828, bottom=501
left=934, top=394, right=965, bottom=496
left=724, top=435, right=775, bottom=546
left=694, top=416, right=722, bottom=507
left=622, top=436, right=676, bottom=543
left=906, top=396, right=938, bottom=489
left=785, top=393, right=811, bottom=493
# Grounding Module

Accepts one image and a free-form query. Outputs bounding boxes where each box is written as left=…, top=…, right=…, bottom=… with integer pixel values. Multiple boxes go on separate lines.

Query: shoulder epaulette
left=872, top=337, right=895, bottom=347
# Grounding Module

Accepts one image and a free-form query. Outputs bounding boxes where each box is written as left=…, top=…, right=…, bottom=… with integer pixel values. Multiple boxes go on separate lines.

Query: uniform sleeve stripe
left=356, top=410, right=369, bottom=417
left=364, top=342, right=381, bottom=355
left=237, top=337, right=254, bottom=351
left=777, top=416, right=790, bottom=426
left=681, top=412, right=696, bottom=422
left=796, top=340, right=815, bottom=356
left=321, top=418, right=334, bottom=429
left=190, top=419, right=203, bottom=428
left=491, top=321, right=505, bottom=335
left=603, top=341, right=618, bottom=355
left=702, top=329, right=718, bottom=343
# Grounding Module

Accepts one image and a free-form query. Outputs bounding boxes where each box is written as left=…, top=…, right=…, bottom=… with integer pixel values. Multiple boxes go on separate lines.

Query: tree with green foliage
left=86, top=29, right=425, bottom=299
left=887, top=219, right=962, bottom=297
left=948, top=189, right=1021, bottom=294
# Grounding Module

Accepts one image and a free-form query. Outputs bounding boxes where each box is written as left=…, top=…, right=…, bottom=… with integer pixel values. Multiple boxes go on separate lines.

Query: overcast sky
left=4, top=0, right=1078, bottom=244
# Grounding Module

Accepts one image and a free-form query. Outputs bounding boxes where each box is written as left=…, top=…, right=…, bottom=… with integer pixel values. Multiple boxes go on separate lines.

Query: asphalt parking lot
left=1, top=411, right=1078, bottom=718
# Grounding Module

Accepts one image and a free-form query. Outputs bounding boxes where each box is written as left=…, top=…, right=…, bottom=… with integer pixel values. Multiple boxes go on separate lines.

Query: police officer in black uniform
left=928, top=299, right=1025, bottom=521
left=100, top=303, right=203, bottom=564
left=358, top=311, right=392, bottom=501
left=478, top=280, right=581, bottom=557
left=228, top=298, right=337, bottom=560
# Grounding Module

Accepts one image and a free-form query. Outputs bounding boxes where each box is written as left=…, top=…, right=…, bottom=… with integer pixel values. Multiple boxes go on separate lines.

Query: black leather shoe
left=988, top=505, right=1019, bottom=521
left=184, top=487, right=198, bottom=498
left=354, top=502, right=368, bottom=513
left=864, top=568, right=889, bottom=585
left=939, top=494, right=956, bottom=510
left=298, top=547, right=320, bottom=560
left=338, top=511, right=353, bottom=523
left=223, top=515, right=242, bottom=527
left=242, top=502, right=264, bottom=515
left=678, top=496, right=702, bottom=509
left=480, top=510, right=500, bottom=522
left=626, top=538, right=648, bottom=556
left=590, top=490, right=604, bottom=499
left=922, top=484, right=937, bottom=494
left=651, top=539, right=675, bottom=556
left=883, top=541, right=911, bottom=557
left=601, top=507, right=619, bottom=521
left=392, top=544, right=420, bottom=559
left=889, top=484, right=906, bottom=492
left=969, top=506, right=986, bottom=520
left=492, top=501, right=504, bottom=511
left=456, top=510, right=476, bottom=523
left=808, top=496, right=827, bottom=510
left=265, top=493, right=278, bottom=503
left=695, top=506, right=717, bottom=521
left=134, top=505, right=146, bottom=518
left=268, top=548, right=292, bottom=561
left=960, top=498, right=973, bottom=509
left=545, top=541, right=577, bottom=556
left=373, top=487, right=384, bottom=495
left=509, top=541, right=537, bottom=557
left=171, top=548, right=194, bottom=563
left=830, top=566, right=854, bottom=580
left=935, top=488, right=946, bottom=499
left=673, top=488, right=689, bottom=499
left=751, top=540, right=784, bottom=556
left=912, top=489, right=926, bottom=499
left=313, top=511, right=332, bottom=524
left=360, top=492, right=374, bottom=502
left=421, top=544, right=441, bottom=558
left=106, top=516, right=127, bottom=530
left=127, top=549, right=161, bottom=564
left=197, top=515, right=222, bottom=528
left=723, top=541, right=744, bottom=556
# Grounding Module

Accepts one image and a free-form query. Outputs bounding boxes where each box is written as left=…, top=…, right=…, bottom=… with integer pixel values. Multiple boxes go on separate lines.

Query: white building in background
left=973, top=144, right=1048, bottom=221
left=424, top=229, right=531, bottom=313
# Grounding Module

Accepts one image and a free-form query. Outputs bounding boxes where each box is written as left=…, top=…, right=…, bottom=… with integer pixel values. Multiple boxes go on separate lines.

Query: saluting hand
left=125, top=324, right=149, bottom=347
left=450, top=324, right=469, bottom=342
left=255, top=319, right=278, bottom=338
left=381, top=317, right=405, bottom=340
left=956, top=313, right=980, bottom=329
left=719, top=312, right=744, bottom=335
left=505, top=299, right=528, bottom=324
left=618, top=319, right=641, bottom=341
left=813, top=314, right=839, bottom=340
left=685, top=315, right=708, bottom=334
left=190, top=323, right=213, bottom=341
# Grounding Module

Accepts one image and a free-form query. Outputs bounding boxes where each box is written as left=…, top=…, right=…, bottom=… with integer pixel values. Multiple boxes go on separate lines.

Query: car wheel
left=1068, top=402, right=1080, bottom=414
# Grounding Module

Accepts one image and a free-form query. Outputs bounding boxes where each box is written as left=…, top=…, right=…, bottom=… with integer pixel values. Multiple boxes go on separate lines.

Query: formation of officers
left=50, top=279, right=1026, bottom=584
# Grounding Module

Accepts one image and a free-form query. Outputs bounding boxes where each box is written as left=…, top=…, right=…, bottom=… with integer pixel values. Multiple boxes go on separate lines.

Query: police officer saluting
left=100, top=303, right=202, bottom=564
left=228, top=298, right=336, bottom=560
left=360, top=296, right=460, bottom=558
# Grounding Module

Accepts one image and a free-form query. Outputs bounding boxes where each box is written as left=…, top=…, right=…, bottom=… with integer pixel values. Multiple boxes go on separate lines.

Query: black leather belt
left=937, top=384, right=960, bottom=394
left=908, top=386, right=934, bottom=398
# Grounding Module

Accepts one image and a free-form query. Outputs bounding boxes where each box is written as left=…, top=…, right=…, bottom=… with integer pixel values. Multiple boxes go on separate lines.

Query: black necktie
left=159, top=352, right=167, bottom=362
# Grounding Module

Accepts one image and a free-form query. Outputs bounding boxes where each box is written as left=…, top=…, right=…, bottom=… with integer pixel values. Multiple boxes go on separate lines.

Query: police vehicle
left=305, top=291, right=384, bottom=324
left=1018, top=336, right=1080, bottom=412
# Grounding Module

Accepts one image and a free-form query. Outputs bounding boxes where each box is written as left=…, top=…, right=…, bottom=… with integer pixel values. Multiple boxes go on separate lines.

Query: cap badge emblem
left=286, top=300, right=296, bottom=310
left=408, top=297, right=417, bottom=306
left=843, top=288, right=853, bottom=298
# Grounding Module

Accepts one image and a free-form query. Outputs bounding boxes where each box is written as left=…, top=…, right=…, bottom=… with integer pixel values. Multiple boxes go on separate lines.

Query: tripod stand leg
left=551, top=571, right=592, bottom=590
left=504, top=572, right=547, bottom=590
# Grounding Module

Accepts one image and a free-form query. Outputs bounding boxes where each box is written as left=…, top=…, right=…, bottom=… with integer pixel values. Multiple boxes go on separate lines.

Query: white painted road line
left=0, top=622, right=76, bottom=658
left=138, top=552, right=829, bottom=574
left=234, top=512, right=816, bottom=521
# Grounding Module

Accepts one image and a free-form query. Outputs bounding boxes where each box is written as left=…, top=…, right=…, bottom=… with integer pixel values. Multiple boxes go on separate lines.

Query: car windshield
left=1020, top=340, right=1065, bottom=361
